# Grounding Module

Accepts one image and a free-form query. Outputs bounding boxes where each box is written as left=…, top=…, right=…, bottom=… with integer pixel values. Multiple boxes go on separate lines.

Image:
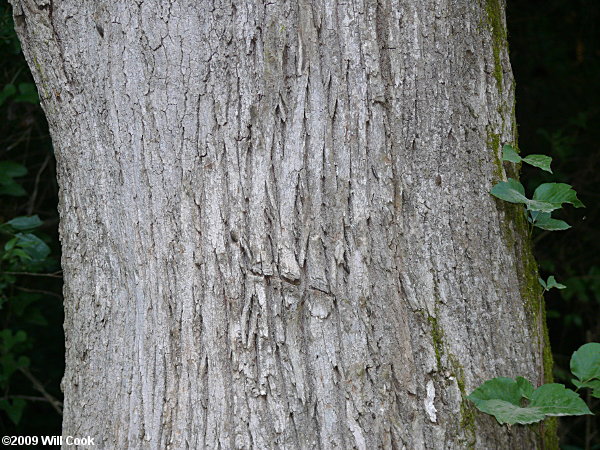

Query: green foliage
left=0, top=398, right=25, bottom=424
left=469, top=343, right=598, bottom=425
left=0, top=83, right=15, bottom=106
left=491, top=178, right=557, bottom=212
left=0, top=161, right=27, bottom=197
left=5, top=215, right=43, bottom=231
left=468, top=376, right=591, bottom=425
left=0, top=210, right=54, bottom=417
left=0, top=163, right=58, bottom=426
left=492, top=145, right=584, bottom=232
left=502, top=145, right=553, bottom=173
left=478, top=147, right=597, bottom=434
left=502, top=145, right=522, bottom=163
left=0, top=2, right=63, bottom=434
left=4, top=232, right=51, bottom=263
left=0, top=83, right=38, bottom=106
left=570, top=343, right=600, bottom=399
left=528, top=211, right=570, bottom=231
left=0, top=330, right=29, bottom=386
left=539, top=275, right=567, bottom=292
left=548, top=266, right=600, bottom=330
left=523, top=155, right=553, bottom=173
left=532, top=183, right=584, bottom=209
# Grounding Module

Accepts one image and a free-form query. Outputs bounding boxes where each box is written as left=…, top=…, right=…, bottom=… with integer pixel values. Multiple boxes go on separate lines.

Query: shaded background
left=0, top=0, right=598, bottom=447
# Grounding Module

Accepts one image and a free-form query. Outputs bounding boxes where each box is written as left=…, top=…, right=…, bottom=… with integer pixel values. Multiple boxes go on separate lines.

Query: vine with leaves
left=468, top=145, right=598, bottom=428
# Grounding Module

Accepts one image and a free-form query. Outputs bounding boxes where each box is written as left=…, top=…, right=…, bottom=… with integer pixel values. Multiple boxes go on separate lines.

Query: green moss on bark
left=426, top=309, right=477, bottom=447
left=487, top=130, right=504, bottom=182
left=449, top=355, right=477, bottom=449
left=427, top=314, right=444, bottom=372
left=485, top=0, right=507, bottom=91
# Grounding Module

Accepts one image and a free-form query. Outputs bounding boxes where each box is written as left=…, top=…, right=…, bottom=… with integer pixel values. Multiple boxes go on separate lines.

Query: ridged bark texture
left=11, top=0, right=553, bottom=448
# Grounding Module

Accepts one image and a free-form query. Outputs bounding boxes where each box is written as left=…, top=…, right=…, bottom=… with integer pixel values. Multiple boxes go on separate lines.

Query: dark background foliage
left=0, top=0, right=597, bottom=447
left=0, top=1, right=63, bottom=438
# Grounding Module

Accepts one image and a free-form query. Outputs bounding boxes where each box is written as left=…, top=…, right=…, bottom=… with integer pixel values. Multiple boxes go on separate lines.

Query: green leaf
left=490, top=180, right=558, bottom=212
left=533, top=183, right=585, bottom=209
left=0, top=354, right=20, bottom=382
left=499, top=146, right=553, bottom=172
left=516, top=376, right=535, bottom=399
left=14, top=330, right=27, bottom=344
left=0, top=83, right=16, bottom=107
left=522, top=154, right=553, bottom=173
left=538, top=277, right=547, bottom=289
left=0, top=161, right=27, bottom=178
left=16, top=356, right=30, bottom=369
left=502, top=145, right=521, bottom=163
left=14, top=82, right=39, bottom=104
left=6, top=215, right=43, bottom=231
left=0, top=161, right=28, bottom=197
left=490, top=179, right=528, bottom=204
left=0, top=181, right=27, bottom=197
left=545, top=275, right=566, bottom=290
left=528, top=383, right=592, bottom=416
left=531, top=212, right=570, bottom=231
left=11, top=249, right=32, bottom=262
left=526, top=199, right=560, bottom=213
left=4, top=237, right=17, bottom=252
left=468, top=377, right=523, bottom=405
left=473, top=399, right=546, bottom=425
left=572, top=378, right=600, bottom=398
left=13, top=233, right=51, bottom=262
left=468, top=377, right=592, bottom=425
left=0, top=398, right=26, bottom=424
left=0, top=329, right=28, bottom=352
left=570, top=343, right=600, bottom=383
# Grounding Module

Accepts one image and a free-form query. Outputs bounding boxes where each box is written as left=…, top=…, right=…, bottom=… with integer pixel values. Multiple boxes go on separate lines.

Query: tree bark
left=10, top=0, right=555, bottom=448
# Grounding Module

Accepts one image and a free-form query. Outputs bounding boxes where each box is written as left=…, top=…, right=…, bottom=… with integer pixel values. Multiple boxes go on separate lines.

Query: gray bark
left=10, top=0, right=553, bottom=448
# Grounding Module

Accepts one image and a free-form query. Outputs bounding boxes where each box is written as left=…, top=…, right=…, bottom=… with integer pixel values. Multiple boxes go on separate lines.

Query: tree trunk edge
left=491, top=0, right=559, bottom=445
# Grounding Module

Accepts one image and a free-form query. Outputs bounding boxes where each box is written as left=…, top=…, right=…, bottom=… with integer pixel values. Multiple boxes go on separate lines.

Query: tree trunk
left=10, top=0, right=555, bottom=448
